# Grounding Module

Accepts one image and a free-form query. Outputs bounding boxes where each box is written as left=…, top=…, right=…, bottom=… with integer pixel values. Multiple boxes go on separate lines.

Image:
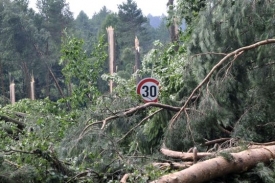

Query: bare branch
left=101, top=102, right=181, bottom=129
left=160, top=148, right=212, bottom=161
left=79, top=102, right=182, bottom=139
left=204, top=138, right=231, bottom=146
left=153, top=162, right=193, bottom=170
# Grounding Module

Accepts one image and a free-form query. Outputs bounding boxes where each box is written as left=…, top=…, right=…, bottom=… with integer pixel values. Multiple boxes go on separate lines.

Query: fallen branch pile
left=150, top=144, right=275, bottom=183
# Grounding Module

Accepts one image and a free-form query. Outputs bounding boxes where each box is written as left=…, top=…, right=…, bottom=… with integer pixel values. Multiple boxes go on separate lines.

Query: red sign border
left=136, top=78, right=159, bottom=103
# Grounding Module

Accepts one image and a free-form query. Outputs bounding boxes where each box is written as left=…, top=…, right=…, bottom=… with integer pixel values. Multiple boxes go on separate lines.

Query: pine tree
left=117, top=0, right=147, bottom=49
left=168, top=0, right=275, bottom=149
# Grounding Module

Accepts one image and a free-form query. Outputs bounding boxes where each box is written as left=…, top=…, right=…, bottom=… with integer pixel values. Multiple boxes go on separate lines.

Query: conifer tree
left=166, top=0, right=275, bottom=150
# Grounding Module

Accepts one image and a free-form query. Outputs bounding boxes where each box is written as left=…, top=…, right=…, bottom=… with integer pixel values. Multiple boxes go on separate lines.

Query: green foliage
left=252, top=162, right=275, bottom=183
left=186, top=0, right=275, bottom=143
left=60, top=33, right=107, bottom=108
left=117, top=0, right=147, bottom=49
left=219, top=152, right=234, bottom=162
left=0, top=98, right=78, bottom=182
left=176, top=0, right=206, bottom=25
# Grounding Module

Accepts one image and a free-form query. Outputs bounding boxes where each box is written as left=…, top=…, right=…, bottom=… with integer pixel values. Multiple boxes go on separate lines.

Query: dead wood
left=204, top=138, right=231, bottom=146
left=160, top=148, right=212, bottom=161
left=79, top=102, right=182, bottom=138
left=99, top=102, right=182, bottom=129
left=0, top=115, right=25, bottom=130
left=32, top=149, right=73, bottom=176
left=249, top=141, right=275, bottom=146
left=120, top=173, right=130, bottom=183
left=151, top=145, right=275, bottom=183
left=153, top=162, right=193, bottom=170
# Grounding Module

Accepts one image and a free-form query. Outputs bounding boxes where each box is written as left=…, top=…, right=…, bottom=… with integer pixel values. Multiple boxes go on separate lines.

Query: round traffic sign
left=136, top=78, right=159, bottom=103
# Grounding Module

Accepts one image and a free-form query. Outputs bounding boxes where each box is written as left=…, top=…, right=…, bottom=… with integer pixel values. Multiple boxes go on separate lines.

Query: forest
left=1, top=0, right=275, bottom=182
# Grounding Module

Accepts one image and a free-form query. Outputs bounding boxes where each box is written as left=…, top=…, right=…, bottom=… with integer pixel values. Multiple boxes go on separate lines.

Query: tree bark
left=151, top=145, right=275, bottom=183
left=167, top=0, right=176, bottom=42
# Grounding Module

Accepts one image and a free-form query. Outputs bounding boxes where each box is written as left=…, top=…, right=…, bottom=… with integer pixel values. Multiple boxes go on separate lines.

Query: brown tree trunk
left=167, top=0, right=178, bottom=43
left=151, top=145, right=275, bottom=183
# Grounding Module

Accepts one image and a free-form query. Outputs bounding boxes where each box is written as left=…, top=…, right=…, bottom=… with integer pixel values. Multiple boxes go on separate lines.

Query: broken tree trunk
left=30, top=74, right=35, bottom=100
left=106, top=26, right=116, bottom=93
left=151, top=145, right=275, bottom=183
left=134, top=36, right=141, bottom=83
left=9, top=80, right=15, bottom=104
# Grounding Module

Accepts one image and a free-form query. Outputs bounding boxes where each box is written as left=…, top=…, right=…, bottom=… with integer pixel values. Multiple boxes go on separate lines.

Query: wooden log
left=151, top=145, right=275, bottom=183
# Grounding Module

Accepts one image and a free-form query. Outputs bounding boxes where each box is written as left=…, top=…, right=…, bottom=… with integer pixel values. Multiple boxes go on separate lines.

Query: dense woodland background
left=1, top=0, right=275, bottom=182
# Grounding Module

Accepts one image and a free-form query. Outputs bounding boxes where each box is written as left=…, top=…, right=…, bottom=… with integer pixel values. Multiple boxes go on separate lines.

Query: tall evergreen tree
left=74, top=11, right=90, bottom=39
left=34, top=0, right=73, bottom=100
left=89, top=6, right=110, bottom=37
left=0, top=0, right=47, bottom=99
left=36, top=0, right=73, bottom=45
left=117, top=0, right=147, bottom=49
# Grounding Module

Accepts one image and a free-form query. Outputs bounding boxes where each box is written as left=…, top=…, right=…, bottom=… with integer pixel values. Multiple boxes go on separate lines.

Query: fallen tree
left=81, top=39, right=275, bottom=182
left=150, top=145, right=275, bottom=183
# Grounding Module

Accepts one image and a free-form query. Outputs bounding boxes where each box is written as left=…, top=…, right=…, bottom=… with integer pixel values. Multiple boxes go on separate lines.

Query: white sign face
left=137, top=78, right=159, bottom=103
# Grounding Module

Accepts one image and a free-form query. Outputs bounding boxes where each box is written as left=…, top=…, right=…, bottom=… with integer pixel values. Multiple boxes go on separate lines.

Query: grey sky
left=29, top=0, right=168, bottom=18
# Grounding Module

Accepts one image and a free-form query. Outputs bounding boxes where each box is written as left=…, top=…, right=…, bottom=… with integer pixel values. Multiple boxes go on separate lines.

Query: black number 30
left=142, top=85, right=157, bottom=98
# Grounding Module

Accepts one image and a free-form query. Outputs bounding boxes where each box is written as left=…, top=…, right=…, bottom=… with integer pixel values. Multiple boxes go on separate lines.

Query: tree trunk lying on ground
left=150, top=145, right=275, bottom=183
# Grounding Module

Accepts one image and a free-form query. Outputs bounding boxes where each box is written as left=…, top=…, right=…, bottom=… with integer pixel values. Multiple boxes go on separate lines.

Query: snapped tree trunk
left=151, top=145, right=275, bottom=183
left=106, top=26, right=116, bottom=93
left=134, top=36, right=141, bottom=83
left=167, top=0, right=179, bottom=51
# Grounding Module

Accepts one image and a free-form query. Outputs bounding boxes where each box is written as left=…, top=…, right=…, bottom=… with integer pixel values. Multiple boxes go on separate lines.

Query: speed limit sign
left=136, top=78, right=159, bottom=103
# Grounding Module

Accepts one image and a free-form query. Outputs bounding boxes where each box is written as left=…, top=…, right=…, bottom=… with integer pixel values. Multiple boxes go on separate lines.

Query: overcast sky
left=29, top=0, right=168, bottom=18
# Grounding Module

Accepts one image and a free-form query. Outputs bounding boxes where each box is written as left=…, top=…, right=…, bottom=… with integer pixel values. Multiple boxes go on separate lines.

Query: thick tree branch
left=79, top=102, right=182, bottom=139
left=0, top=115, right=25, bottom=130
left=100, top=102, right=182, bottom=128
